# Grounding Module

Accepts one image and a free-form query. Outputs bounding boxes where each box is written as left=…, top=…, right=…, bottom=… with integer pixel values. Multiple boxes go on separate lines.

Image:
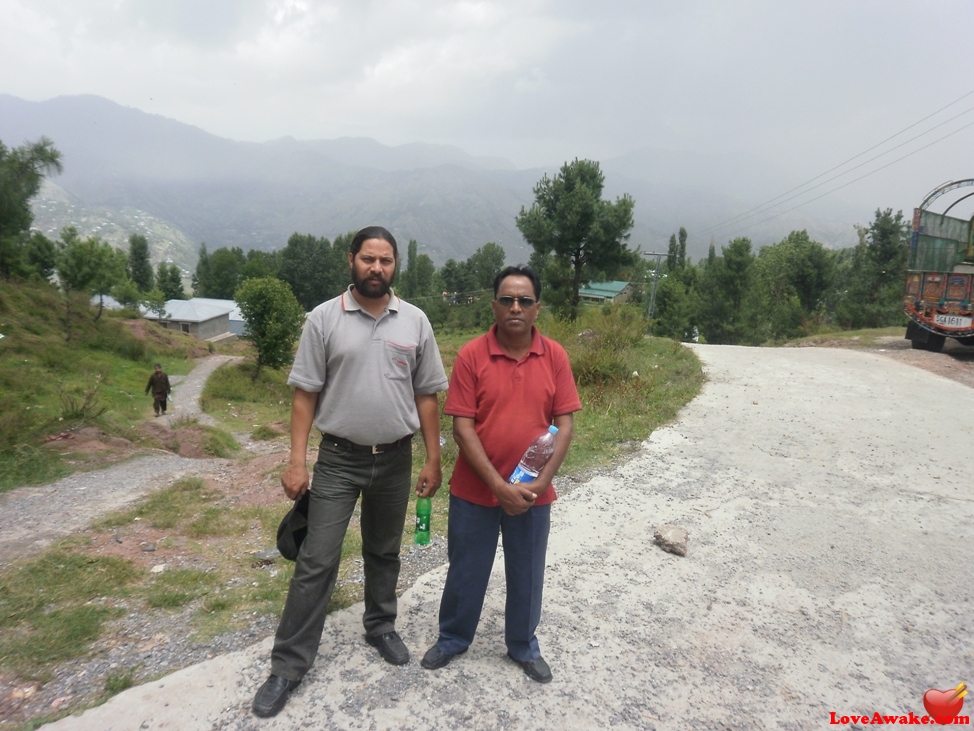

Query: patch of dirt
left=82, top=449, right=291, bottom=570
left=797, top=332, right=974, bottom=390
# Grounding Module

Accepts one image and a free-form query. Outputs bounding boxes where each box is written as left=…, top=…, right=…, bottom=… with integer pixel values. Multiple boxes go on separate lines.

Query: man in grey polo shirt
left=252, top=226, right=449, bottom=718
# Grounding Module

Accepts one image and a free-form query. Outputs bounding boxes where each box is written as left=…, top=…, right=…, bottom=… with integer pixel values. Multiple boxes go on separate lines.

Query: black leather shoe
left=508, top=653, right=553, bottom=683
left=420, top=644, right=468, bottom=670
left=252, top=674, right=300, bottom=717
left=365, top=631, right=410, bottom=665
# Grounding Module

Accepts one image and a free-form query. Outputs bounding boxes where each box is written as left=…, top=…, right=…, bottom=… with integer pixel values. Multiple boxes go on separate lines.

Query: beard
left=353, top=269, right=395, bottom=299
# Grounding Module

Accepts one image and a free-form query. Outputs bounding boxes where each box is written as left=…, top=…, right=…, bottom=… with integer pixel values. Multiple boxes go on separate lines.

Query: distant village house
left=577, top=281, right=634, bottom=305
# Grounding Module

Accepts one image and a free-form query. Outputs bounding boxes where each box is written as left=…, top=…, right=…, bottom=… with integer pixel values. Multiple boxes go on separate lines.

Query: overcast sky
left=3, top=0, right=973, bottom=220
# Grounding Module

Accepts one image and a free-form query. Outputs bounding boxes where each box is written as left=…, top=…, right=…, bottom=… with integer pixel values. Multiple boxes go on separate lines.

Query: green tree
left=439, top=258, right=476, bottom=295
left=235, top=277, right=306, bottom=379
left=192, top=242, right=211, bottom=296
left=677, top=227, right=688, bottom=268
left=156, top=262, right=185, bottom=300
left=467, top=242, right=506, bottom=290
left=516, top=158, right=635, bottom=320
left=56, top=228, right=125, bottom=336
left=695, top=237, right=759, bottom=345
left=242, top=249, right=280, bottom=280
left=90, top=246, right=128, bottom=320
left=127, top=234, right=154, bottom=292
left=24, top=231, right=57, bottom=281
left=666, top=233, right=678, bottom=272
left=206, top=247, right=247, bottom=299
left=833, top=209, right=909, bottom=329
left=652, top=265, right=699, bottom=341
left=278, top=233, right=347, bottom=311
left=0, top=137, right=63, bottom=279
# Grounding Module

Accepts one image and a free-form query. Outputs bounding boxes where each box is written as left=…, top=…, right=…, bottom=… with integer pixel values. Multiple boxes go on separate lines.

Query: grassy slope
left=0, top=280, right=219, bottom=491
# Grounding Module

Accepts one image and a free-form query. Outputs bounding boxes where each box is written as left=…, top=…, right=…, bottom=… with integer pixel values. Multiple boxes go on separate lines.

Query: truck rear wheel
left=957, top=336, right=974, bottom=346
left=911, top=339, right=927, bottom=350
left=926, top=334, right=946, bottom=352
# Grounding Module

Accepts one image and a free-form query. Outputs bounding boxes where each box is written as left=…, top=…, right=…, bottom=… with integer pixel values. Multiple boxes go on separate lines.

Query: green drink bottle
left=414, top=497, right=431, bottom=545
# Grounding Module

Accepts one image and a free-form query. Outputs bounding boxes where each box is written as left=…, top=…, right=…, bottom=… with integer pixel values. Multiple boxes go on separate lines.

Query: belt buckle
left=372, top=444, right=381, bottom=455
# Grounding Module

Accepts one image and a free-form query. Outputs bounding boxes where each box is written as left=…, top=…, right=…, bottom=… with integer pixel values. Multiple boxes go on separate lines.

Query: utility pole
left=642, top=251, right=666, bottom=319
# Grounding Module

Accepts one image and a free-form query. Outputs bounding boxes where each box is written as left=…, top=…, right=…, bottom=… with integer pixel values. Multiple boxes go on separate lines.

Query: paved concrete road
left=47, top=345, right=974, bottom=730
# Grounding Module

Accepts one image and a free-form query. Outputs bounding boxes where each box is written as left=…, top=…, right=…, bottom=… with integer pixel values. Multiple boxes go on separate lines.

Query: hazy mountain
left=1, top=94, right=861, bottom=270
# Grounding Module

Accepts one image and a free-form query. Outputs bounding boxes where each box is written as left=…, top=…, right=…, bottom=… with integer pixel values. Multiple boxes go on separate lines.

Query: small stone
left=654, top=524, right=689, bottom=557
left=150, top=564, right=166, bottom=574
left=252, top=548, right=280, bottom=561
left=141, top=543, right=156, bottom=552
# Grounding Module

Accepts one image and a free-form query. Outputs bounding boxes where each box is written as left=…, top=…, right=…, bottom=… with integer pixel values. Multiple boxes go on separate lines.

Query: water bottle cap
left=548, top=425, right=558, bottom=435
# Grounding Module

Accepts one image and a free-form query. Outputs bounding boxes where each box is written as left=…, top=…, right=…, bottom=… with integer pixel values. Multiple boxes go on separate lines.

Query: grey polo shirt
left=288, top=286, right=448, bottom=446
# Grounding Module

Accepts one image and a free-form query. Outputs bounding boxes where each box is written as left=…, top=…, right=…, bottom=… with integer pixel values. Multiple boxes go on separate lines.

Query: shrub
left=541, top=304, right=648, bottom=386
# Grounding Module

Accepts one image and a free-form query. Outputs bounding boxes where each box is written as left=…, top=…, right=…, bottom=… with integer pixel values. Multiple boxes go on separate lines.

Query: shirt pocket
left=382, top=341, right=415, bottom=381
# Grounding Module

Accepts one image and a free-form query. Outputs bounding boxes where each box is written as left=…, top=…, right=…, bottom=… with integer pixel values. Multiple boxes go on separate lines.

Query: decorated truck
left=903, top=178, right=974, bottom=352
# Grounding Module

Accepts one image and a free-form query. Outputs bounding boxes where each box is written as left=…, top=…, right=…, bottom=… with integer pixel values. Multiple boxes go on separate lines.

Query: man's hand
left=415, top=459, right=442, bottom=498
left=281, top=460, right=310, bottom=500
left=493, top=480, right=537, bottom=516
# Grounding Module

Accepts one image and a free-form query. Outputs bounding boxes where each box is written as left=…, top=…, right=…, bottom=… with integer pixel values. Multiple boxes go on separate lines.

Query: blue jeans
left=435, top=494, right=551, bottom=662
left=270, top=436, right=412, bottom=680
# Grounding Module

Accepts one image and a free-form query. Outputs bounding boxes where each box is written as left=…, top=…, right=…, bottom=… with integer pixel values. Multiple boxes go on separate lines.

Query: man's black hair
left=154, top=363, right=161, bottom=369
left=493, top=265, right=541, bottom=300
left=350, top=226, right=398, bottom=260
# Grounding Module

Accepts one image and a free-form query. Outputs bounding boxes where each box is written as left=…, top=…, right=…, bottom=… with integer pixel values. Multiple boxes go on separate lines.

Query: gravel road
left=42, top=345, right=974, bottom=730
left=0, top=355, right=240, bottom=567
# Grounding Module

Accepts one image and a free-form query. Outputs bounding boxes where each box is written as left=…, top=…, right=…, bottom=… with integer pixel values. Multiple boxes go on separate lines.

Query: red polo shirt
left=444, top=325, right=582, bottom=507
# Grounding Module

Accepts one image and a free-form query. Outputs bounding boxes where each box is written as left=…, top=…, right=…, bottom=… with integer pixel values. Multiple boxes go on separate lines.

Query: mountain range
left=0, top=94, right=861, bottom=271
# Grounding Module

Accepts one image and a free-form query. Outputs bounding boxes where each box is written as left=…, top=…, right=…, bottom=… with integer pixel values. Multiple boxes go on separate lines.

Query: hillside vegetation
left=0, top=280, right=216, bottom=490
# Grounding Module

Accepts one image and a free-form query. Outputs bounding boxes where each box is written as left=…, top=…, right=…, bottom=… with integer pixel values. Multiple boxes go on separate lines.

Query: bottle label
left=415, top=513, right=430, bottom=532
left=508, top=465, right=539, bottom=484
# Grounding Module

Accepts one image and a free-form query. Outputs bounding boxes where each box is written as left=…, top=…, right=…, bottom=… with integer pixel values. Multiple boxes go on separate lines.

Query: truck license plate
left=933, top=313, right=973, bottom=329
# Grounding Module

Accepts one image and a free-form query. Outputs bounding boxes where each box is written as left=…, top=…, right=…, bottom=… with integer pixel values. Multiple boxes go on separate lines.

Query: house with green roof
left=577, top=280, right=634, bottom=304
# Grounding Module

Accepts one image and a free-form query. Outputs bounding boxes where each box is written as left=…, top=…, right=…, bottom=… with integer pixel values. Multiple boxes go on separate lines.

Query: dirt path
left=44, top=344, right=974, bottom=731
left=0, top=355, right=240, bottom=567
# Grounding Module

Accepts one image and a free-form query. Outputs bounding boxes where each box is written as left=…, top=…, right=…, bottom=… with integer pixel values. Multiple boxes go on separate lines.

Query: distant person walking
left=145, top=363, right=171, bottom=417
left=251, top=226, right=449, bottom=718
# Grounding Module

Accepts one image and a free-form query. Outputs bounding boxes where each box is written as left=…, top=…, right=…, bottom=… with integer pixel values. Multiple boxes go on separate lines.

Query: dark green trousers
left=270, top=437, right=412, bottom=680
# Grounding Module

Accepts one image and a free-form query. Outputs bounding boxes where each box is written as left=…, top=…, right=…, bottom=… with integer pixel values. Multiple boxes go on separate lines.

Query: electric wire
left=703, top=103, right=974, bottom=236
left=727, top=117, right=974, bottom=235
left=699, top=88, right=974, bottom=238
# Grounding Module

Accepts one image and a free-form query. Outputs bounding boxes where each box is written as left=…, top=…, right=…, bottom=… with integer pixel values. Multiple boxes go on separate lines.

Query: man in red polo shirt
left=421, top=265, right=581, bottom=683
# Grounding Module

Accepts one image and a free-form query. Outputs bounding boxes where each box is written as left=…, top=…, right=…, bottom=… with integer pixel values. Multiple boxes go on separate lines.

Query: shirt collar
left=341, top=285, right=400, bottom=313
left=486, top=323, right=545, bottom=359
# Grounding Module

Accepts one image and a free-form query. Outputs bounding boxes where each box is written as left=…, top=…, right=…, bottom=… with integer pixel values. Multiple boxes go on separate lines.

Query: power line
left=704, top=103, right=974, bottom=237
left=726, top=117, right=974, bottom=236
left=700, top=88, right=974, bottom=238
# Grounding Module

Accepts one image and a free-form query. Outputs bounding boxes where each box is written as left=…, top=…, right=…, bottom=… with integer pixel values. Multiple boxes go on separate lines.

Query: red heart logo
left=923, top=688, right=964, bottom=724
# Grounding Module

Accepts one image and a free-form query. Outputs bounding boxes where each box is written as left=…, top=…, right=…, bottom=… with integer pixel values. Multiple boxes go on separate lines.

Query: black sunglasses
left=495, top=296, right=538, bottom=308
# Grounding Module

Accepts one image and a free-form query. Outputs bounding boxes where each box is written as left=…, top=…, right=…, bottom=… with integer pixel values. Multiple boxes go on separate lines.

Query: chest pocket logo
left=383, top=341, right=415, bottom=381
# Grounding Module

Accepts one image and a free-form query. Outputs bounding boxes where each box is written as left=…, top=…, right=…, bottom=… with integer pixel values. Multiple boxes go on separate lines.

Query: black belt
left=321, top=432, right=412, bottom=454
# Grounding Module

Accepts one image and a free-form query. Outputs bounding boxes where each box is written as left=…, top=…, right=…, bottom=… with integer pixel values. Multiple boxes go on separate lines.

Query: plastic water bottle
left=414, top=497, right=431, bottom=545
left=508, top=425, right=559, bottom=484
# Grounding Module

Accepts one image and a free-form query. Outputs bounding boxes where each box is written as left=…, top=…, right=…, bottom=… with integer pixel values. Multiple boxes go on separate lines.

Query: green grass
left=0, top=551, right=138, bottom=677
left=0, top=280, right=206, bottom=492
left=146, top=569, right=219, bottom=608
left=200, top=360, right=292, bottom=435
